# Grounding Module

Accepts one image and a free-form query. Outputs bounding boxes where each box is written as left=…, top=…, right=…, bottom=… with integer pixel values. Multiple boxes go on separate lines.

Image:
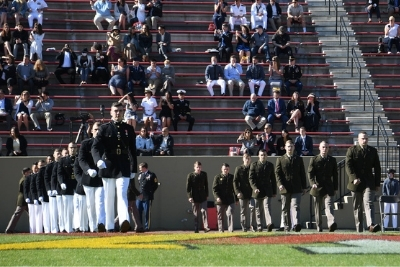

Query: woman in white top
left=114, top=0, right=129, bottom=30
left=29, top=22, right=44, bottom=60
left=384, top=16, right=400, bottom=54
left=141, top=88, right=158, bottom=131
left=14, top=90, right=33, bottom=131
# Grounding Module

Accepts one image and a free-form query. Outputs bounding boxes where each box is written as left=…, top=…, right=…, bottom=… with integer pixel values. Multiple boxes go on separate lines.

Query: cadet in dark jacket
left=52, top=150, right=65, bottom=232
left=213, top=163, right=236, bottom=232
left=249, top=149, right=277, bottom=232
left=173, top=89, right=194, bottom=131
left=45, top=149, right=61, bottom=233
left=275, top=140, right=307, bottom=232
left=186, top=161, right=210, bottom=233
left=36, top=159, right=50, bottom=233
left=308, top=141, right=338, bottom=232
left=30, top=161, right=45, bottom=233
left=345, top=131, right=382, bottom=233
left=24, top=163, right=37, bottom=233
left=283, top=56, right=302, bottom=96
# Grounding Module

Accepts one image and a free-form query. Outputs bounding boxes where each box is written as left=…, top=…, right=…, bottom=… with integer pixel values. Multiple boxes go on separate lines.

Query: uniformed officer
left=308, top=141, right=338, bottom=232
left=52, top=149, right=65, bottom=232
left=172, top=89, right=195, bottom=131
left=44, top=149, right=61, bottom=233
left=36, top=159, right=50, bottom=233
left=283, top=56, right=302, bottom=96
left=275, top=140, right=307, bottom=232
left=346, top=131, right=382, bottom=233
left=24, top=163, right=37, bottom=233
left=229, top=0, right=248, bottom=31
left=92, top=102, right=137, bottom=233
left=31, top=160, right=46, bottom=234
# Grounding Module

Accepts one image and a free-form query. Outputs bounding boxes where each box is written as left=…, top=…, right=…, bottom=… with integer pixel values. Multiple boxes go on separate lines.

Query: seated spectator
left=268, top=56, right=283, bottom=94
left=266, top=0, right=281, bottom=31
left=388, top=0, right=400, bottom=17
left=237, top=128, right=257, bottom=155
left=250, top=25, right=270, bottom=63
left=156, top=25, right=171, bottom=61
left=92, top=43, right=110, bottom=84
left=119, top=92, right=138, bottom=128
left=161, top=59, right=175, bottom=93
left=107, top=26, right=122, bottom=63
left=251, top=0, right=267, bottom=30
left=158, top=90, right=173, bottom=129
left=109, top=57, right=129, bottom=96
left=29, top=23, right=44, bottom=61
left=256, top=123, right=277, bottom=155
left=0, top=89, right=13, bottom=130
left=27, top=0, right=47, bottom=29
left=384, top=16, right=400, bottom=54
left=242, top=93, right=266, bottom=131
left=30, top=90, right=53, bottom=131
left=287, top=0, right=306, bottom=33
left=303, top=93, right=321, bottom=132
left=123, top=27, right=139, bottom=61
left=12, top=23, right=29, bottom=61
left=128, top=56, right=147, bottom=94
left=32, top=59, right=49, bottom=93
left=141, top=88, right=158, bottom=130
left=224, top=55, right=245, bottom=96
left=9, top=0, right=28, bottom=27
left=367, top=0, right=382, bottom=23
left=91, top=0, right=115, bottom=31
left=0, top=56, right=16, bottom=95
left=267, top=89, right=288, bottom=130
left=1, top=23, right=13, bottom=58
left=54, top=44, right=77, bottom=84
left=236, top=24, right=251, bottom=63
left=294, top=126, right=313, bottom=156
left=145, top=0, right=162, bottom=30
left=114, top=0, right=129, bottom=30
left=6, top=126, right=27, bottom=156
left=246, top=56, right=266, bottom=96
left=213, top=0, right=228, bottom=30
left=283, top=56, right=302, bottom=96
left=16, top=55, right=34, bottom=94
left=13, top=90, right=33, bottom=131
left=136, top=127, right=154, bottom=156
left=229, top=0, right=247, bottom=31
left=130, top=0, right=146, bottom=24
left=172, top=89, right=194, bottom=131
left=214, top=23, right=233, bottom=63
left=153, top=127, right=174, bottom=156
left=205, top=56, right=226, bottom=96
left=276, top=129, right=291, bottom=156
left=145, top=58, right=162, bottom=95
left=77, top=48, right=93, bottom=85
left=272, top=26, right=292, bottom=59
left=138, top=24, right=153, bottom=62
left=286, top=91, right=304, bottom=132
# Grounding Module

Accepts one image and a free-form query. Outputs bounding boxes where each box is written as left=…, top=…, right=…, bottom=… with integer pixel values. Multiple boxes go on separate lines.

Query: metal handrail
left=363, top=80, right=376, bottom=135
left=330, top=0, right=339, bottom=34
left=377, top=116, right=390, bottom=147
left=350, top=47, right=362, bottom=97
left=339, top=16, right=351, bottom=65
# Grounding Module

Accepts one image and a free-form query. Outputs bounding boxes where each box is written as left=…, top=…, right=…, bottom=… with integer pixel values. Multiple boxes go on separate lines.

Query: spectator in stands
left=141, top=88, right=158, bottom=130
left=158, top=90, right=173, bottom=129
left=153, top=127, right=174, bottom=156
left=77, top=48, right=93, bottom=86
left=30, top=90, right=53, bottom=131
left=268, top=56, right=283, bottom=94
left=236, top=24, right=251, bottom=63
left=0, top=89, right=13, bottom=130
left=90, top=0, right=115, bottom=31
left=367, top=0, right=382, bottom=23
left=251, top=0, right=267, bottom=31
left=161, top=59, right=175, bottom=93
left=145, top=0, right=162, bottom=30
left=107, top=25, right=122, bottom=63
left=123, top=27, right=138, bottom=61
left=267, top=89, right=288, bottom=130
left=266, top=0, right=281, bottom=31
left=114, top=0, right=129, bottom=30
left=272, top=26, right=292, bottom=59
left=214, top=23, right=233, bottom=63
left=138, top=24, right=153, bottom=62
left=229, top=0, right=247, bottom=31
left=109, top=57, right=129, bottom=96
left=283, top=56, right=302, bottom=96
left=119, top=92, right=138, bottom=128
left=29, top=22, right=44, bottom=61
left=1, top=23, right=12, bottom=57
left=32, top=59, right=49, bottom=93
left=136, top=127, right=154, bottom=156
left=224, top=55, right=245, bottom=96
left=237, top=128, right=257, bottom=155
left=173, top=89, right=194, bottom=131
left=256, top=123, right=277, bottom=155
left=54, top=44, right=77, bottom=84
left=6, top=126, right=27, bottom=155
left=130, top=0, right=146, bottom=24
left=276, top=129, right=291, bottom=156
left=0, top=56, right=16, bottom=95
left=16, top=54, right=34, bottom=94
left=92, top=43, right=110, bottom=84
left=287, top=0, right=306, bottom=33
left=384, top=16, right=400, bottom=54
left=294, top=126, right=313, bottom=156
left=388, top=0, right=400, bottom=17
left=213, top=0, right=228, bottom=30
left=10, top=0, right=28, bottom=27
left=13, top=90, right=33, bottom=131
left=205, top=56, right=226, bottom=96
left=27, top=0, right=47, bottom=29
left=242, top=93, right=266, bottom=131
left=146, top=58, right=162, bottom=95
left=286, top=91, right=304, bottom=132
left=128, top=56, right=147, bottom=94
left=156, top=25, right=171, bottom=61
left=250, top=25, right=270, bottom=63
left=12, top=23, right=29, bottom=61
left=304, top=92, right=321, bottom=132
left=246, top=56, right=266, bottom=96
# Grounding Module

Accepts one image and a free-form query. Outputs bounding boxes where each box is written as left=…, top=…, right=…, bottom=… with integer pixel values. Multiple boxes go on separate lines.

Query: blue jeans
left=213, top=15, right=225, bottom=30
left=251, top=45, right=271, bottom=61
left=285, top=80, right=303, bottom=96
left=80, top=67, right=90, bottom=82
left=136, top=199, right=151, bottom=230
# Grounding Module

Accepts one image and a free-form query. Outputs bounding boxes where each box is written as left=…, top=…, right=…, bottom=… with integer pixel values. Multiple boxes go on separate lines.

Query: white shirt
left=230, top=4, right=246, bottom=17
left=27, top=0, right=48, bottom=14
left=141, top=97, right=157, bottom=116
left=251, top=3, right=266, bottom=17
left=386, top=23, right=399, bottom=38
left=62, top=52, right=72, bottom=68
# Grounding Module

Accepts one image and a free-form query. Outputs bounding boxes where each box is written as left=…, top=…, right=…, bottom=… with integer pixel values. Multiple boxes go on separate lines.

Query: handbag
left=208, top=23, right=216, bottom=31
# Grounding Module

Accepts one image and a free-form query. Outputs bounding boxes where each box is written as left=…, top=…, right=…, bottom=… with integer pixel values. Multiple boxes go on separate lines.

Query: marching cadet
left=24, top=163, right=37, bottom=233
left=283, top=56, right=302, bottom=96
left=172, top=89, right=195, bottom=131
left=45, top=149, right=61, bottom=233
left=52, top=149, right=65, bottom=232
left=36, top=159, right=50, bottom=233
left=30, top=160, right=45, bottom=233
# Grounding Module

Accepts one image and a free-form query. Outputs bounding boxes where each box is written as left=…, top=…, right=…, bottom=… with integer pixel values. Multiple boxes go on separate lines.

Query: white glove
left=25, top=198, right=30, bottom=203
left=61, top=183, right=67, bottom=190
left=34, top=199, right=38, bottom=205
left=130, top=173, right=136, bottom=179
left=97, top=160, right=106, bottom=169
left=47, top=190, right=51, bottom=196
left=38, top=196, right=43, bottom=202
left=87, top=169, right=97, bottom=178
left=51, top=190, right=57, bottom=196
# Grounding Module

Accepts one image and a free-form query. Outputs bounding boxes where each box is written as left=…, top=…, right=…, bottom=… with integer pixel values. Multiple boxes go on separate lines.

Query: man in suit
left=186, top=161, right=210, bottom=233
left=156, top=25, right=171, bottom=61
left=267, top=90, right=289, bottom=130
left=283, top=56, right=303, bottom=96
left=308, top=141, right=338, bottom=232
left=92, top=102, right=137, bottom=233
left=54, top=44, right=77, bottom=84
left=44, top=149, right=61, bottom=233
left=145, top=0, right=163, bottom=30
left=266, top=0, right=282, bottom=31
left=275, top=140, right=307, bottom=232
left=0, top=89, right=13, bottom=130
left=173, top=89, right=195, bottom=131
left=256, top=123, right=277, bottom=155
left=249, top=149, right=277, bottom=232
left=294, top=127, right=314, bottom=157
left=205, top=56, right=226, bottom=96
left=128, top=57, right=148, bottom=94
left=214, top=23, right=233, bottom=63
left=246, top=56, right=266, bottom=96
left=346, top=131, right=382, bottom=233
left=153, top=127, right=174, bottom=156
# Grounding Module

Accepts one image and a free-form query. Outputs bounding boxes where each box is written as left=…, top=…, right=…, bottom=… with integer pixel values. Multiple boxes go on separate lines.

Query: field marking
left=299, top=240, right=400, bottom=254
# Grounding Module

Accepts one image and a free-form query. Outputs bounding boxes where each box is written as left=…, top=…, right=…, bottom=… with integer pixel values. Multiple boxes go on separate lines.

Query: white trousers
left=384, top=203, right=398, bottom=228
left=34, top=204, right=43, bottom=233
left=251, top=15, right=267, bottom=29
left=102, top=177, right=130, bottom=230
left=248, top=80, right=266, bottom=96
left=28, top=204, right=36, bottom=233
left=229, top=16, right=248, bottom=30
left=83, top=185, right=105, bottom=232
left=207, top=79, right=226, bottom=96
left=62, top=195, right=74, bottom=233
left=28, top=13, right=43, bottom=28
left=56, top=195, right=64, bottom=232
left=42, top=202, right=50, bottom=233
left=74, top=194, right=88, bottom=232
left=48, top=197, right=59, bottom=233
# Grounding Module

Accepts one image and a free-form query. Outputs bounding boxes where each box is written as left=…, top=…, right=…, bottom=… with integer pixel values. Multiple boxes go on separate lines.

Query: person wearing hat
left=272, top=26, right=292, bottom=59
left=304, top=93, right=321, bottom=132
left=173, top=89, right=195, bottom=131
left=12, top=23, right=29, bottom=60
left=250, top=25, right=271, bottom=63
left=236, top=25, right=251, bottom=63
left=107, top=25, right=122, bottom=62
left=141, top=88, right=158, bottom=131
left=283, top=56, right=302, bottom=96
left=382, top=169, right=399, bottom=230
left=54, top=44, right=77, bottom=84
left=229, top=0, right=248, bottom=31
left=128, top=57, right=148, bottom=94
left=77, top=48, right=94, bottom=85
left=205, top=56, right=226, bottom=96
left=246, top=56, right=266, bottom=96
left=91, top=0, right=116, bottom=31
left=287, top=0, right=306, bottom=33
left=123, top=27, right=139, bottom=61
left=266, top=0, right=282, bottom=31
left=250, top=0, right=267, bottom=30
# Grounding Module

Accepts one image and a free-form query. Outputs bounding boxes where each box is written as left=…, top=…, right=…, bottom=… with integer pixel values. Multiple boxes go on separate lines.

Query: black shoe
left=243, top=228, right=247, bottom=232
left=275, top=227, right=284, bottom=232
left=221, top=93, right=225, bottom=96
left=135, top=228, right=145, bottom=233
left=318, top=229, right=323, bottom=232
left=371, top=224, right=381, bottom=233
left=106, top=229, right=114, bottom=233
left=267, top=223, right=274, bottom=232
left=204, top=227, right=210, bottom=233
left=194, top=228, right=199, bottom=233
left=32, top=127, right=41, bottom=131
left=329, top=222, right=337, bottom=232
left=120, top=220, right=130, bottom=233
left=257, top=228, right=262, bottom=232
left=293, top=224, right=302, bottom=232
left=97, top=223, right=106, bottom=233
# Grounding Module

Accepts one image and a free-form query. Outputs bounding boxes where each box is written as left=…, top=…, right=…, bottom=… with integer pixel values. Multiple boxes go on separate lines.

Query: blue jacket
left=242, top=99, right=265, bottom=117
left=382, top=177, right=399, bottom=196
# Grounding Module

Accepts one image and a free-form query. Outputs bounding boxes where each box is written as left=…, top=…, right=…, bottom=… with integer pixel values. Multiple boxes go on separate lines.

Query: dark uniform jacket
left=30, top=172, right=41, bottom=204
left=246, top=63, right=265, bottom=80
left=58, top=155, right=78, bottom=195
left=137, top=170, right=159, bottom=201
left=205, top=64, right=224, bottom=81
left=16, top=176, right=28, bottom=207
left=44, top=162, right=54, bottom=197
left=129, top=65, right=146, bottom=82
left=36, top=166, right=49, bottom=203
left=345, top=144, right=381, bottom=192
left=249, top=161, right=277, bottom=198
left=214, top=31, right=233, bottom=49
left=283, top=64, right=302, bottom=81
left=308, top=154, right=338, bottom=197
left=213, top=173, right=235, bottom=205
left=275, top=154, right=307, bottom=194
left=173, top=99, right=192, bottom=117
left=92, top=121, right=138, bottom=178
left=186, top=171, right=208, bottom=203
left=24, top=173, right=34, bottom=202
left=51, top=161, right=62, bottom=194
left=78, top=138, right=103, bottom=187
left=233, top=164, right=252, bottom=200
